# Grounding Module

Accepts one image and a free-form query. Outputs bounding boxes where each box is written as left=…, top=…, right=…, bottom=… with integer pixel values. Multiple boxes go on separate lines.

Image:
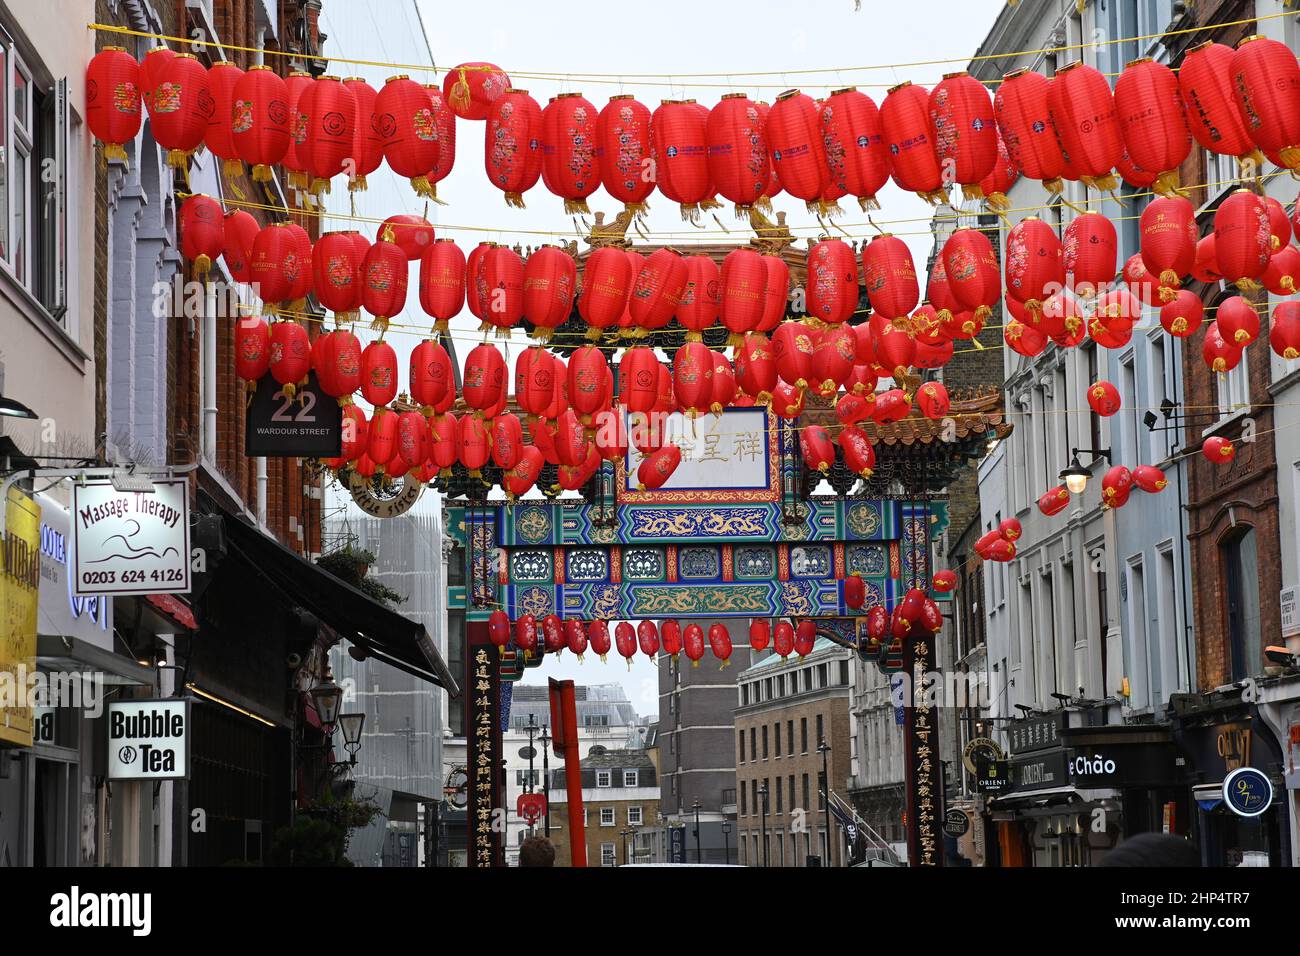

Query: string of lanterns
left=89, top=36, right=1300, bottom=216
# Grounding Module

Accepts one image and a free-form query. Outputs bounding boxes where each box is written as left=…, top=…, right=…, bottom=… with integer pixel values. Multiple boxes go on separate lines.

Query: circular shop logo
left=1222, top=767, right=1273, bottom=818
left=118, top=745, right=138, bottom=766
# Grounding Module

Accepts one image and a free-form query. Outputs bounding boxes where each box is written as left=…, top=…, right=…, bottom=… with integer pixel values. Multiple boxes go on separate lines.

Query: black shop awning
left=220, top=511, right=459, bottom=695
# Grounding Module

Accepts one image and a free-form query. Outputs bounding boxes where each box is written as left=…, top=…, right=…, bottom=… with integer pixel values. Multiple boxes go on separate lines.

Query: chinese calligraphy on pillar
left=904, top=634, right=944, bottom=867
left=467, top=642, right=502, bottom=868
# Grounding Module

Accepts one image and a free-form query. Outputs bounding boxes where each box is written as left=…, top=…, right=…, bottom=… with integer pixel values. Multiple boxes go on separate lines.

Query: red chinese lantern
left=929, top=71, right=997, bottom=200
left=767, top=89, right=830, bottom=208
left=418, top=82, right=456, bottom=202
left=1090, top=288, right=1139, bottom=350
left=86, top=47, right=143, bottom=163
left=1004, top=217, right=1064, bottom=317
left=710, top=351, right=737, bottom=415
left=880, top=82, right=945, bottom=203
left=381, top=214, right=435, bottom=261
left=1114, top=57, right=1190, bottom=196
left=138, top=46, right=175, bottom=113
left=1159, top=289, right=1203, bottom=338
left=1047, top=61, right=1122, bottom=190
left=149, top=53, right=210, bottom=170
left=230, top=66, right=290, bottom=182
left=566, top=344, right=607, bottom=424
left=315, top=329, right=362, bottom=401
left=1217, top=295, right=1260, bottom=347
left=537, top=614, right=564, bottom=656
left=419, top=240, right=466, bottom=334
left=862, top=235, right=919, bottom=320
left=442, top=62, right=509, bottom=121
left=769, top=379, right=805, bottom=420
left=800, top=425, right=835, bottom=473
left=942, top=228, right=1000, bottom=324
left=1133, top=465, right=1168, bottom=494
left=463, top=343, right=507, bottom=411
left=926, top=255, right=961, bottom=327
left=1140, top=196, right=1197, bottom=298
left=794, top=621, right=817, bottom=658
left=487, top=610, right=511, bottom=647
left=1214, top=189, right=1272, bottom=292
left=661, top=620, right=683, bottom=659
left=313, top=231, right=367, bottom=321
left=578, top=246, right=633, bottom=338
left=708, top=623, right=733, bottom=668
left=706, top=93, right=769, bottom=214
left=720, top=248, right=769, bottom=346
left=1272, top=301, right=1300, bottom=359
left=300, top=76, right=357, bottom=195
left=672, top=341, right=714, bottom=418
left=235, top=317, right=271, bottom=386
left=340, top=405, right=369, bottom=462
left=562, top=618, right=588, bottom=659
left=773, top=621, right=795, bottom=659
left=503, top=443, right=543, bottom=497
left=619, top=346, right=661, bottom=414
left=269, top=321, right=311, bottom=399
left=651, top=99, right=713, bottom=220
left=376, top=76, right=441, bottom=198
left=361, top=233, right=408, bottom=333
left=249, top=223, right=302, bottom=311
left=994, top=68, right=1065, bottom=192
left=409, top=338, right=453, bottom=410
left=683, top=623, right=706, bottom=667
left=1101, top=466, right=1134, bottom=509
left=1122, top=253, right=1161, bottom=308
left=758, top=256, right=790, bottom=333
left=431, top=412, right=460, bottom=472
left=553, top=408, right=586, bottom=468
left=871, top=388, right=912, bottom=425
left=1087, top=380, right=1121, bottom=417
left=844, top=574, right=866, bottom=610
left=869, top=317, right=915, bottom=382
left=511, top=615, right=537, bottom=656
left=541, top=93, right=599, bottom=214
left=805, top=239, right=859, bottom=325
left=1231, top=35, right=1300, bottom=170
left=360, top=339, right=398, bottom=407
left=1038, top=485, right=1071, bottom=517
left=916, top=381, right=950, bottom=419
left=772, top=322, right=815, bottom=390
left=1193, top=234, right=1223, bottom=285
left=395, top=410, right=432, bottom=472
left=1202, top=435, right=1236, bottom=463
left=588, top=620, right=612, bottom=662
left=457, top=414, right=491, bottom=476
left=631, top=247, right=688, bottom=332
left=1179, top=41, right=1261, bottom=167
left=1005, top=318, right=1048, bottom=358
left=734, top=332, right=776, bottom=402
left=749, top=619, right=771, bottom=651
left=637, top=444, right=682, bottom=491
left=281, top=71, right=314, bottom=190
left=676, top=255, right=721, bottom=341
left=1202, top=321, right=1243, bottom=373
left=820, top=87, right=889, bottom=211
left=979, top=132, right=1019, bottom=211
left=179, top=194, right=224, bottom=277
left=479, top=245, right=524, bottom=335
left=340, top=77, right=382, bottom=191
left=513, top=347, right=555, bottom=421
left=932, top=569, right=958, bottom=593
left=222, top=209, right=259, bottom=285
left=597, top=95, right=654, bottom=216
left=485, top=88, right=543, bottom=207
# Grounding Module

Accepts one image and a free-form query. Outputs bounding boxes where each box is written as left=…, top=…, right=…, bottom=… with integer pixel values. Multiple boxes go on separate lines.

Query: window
left=600, top=843, right=616, bottom=867
left=801, top=718, right=808, bottom=753
left=749, top=727, right=756, bottom=761
left=1217, top=353, right=1250, bottom=418
left=775, top=779, right=783, bottom=813
left=740, top=785, right=747, bottom=816
left=761, top=725, right=769, bottom=759
left=787, top=720, right=794, bottom=755
left=584, top=714, right=609, bottom=728
left=515, top=770, right=539, bottom=788
left=1223, top=527, right=1260, bottom=682
left=623, top=769, right=638, bottom=787
left=815, top=714, right=824, bottom=749
left=596, top=770, right=612, bottom=788
left=817, top=663, right=829, bottom=688
left=751, top=779, right=758, bottom=816
left=738, top=730, right=745, bottom=763
left=788, top=774, right=795, bottom=810
left=774, top=722, right=781, bottom=757
left=600, top=807, right=615, bottom=827
left=628, top=806, right=642, bottom=825
left=802, top=773, right=810, bottom=812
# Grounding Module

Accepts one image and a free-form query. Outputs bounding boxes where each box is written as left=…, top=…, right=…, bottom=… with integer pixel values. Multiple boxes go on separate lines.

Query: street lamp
left=758, top=783, right=769, bottom=867
left=691, top=798, right=702, bottom=863
left=1059, top=447, right=1112, bottom=495
left=818, top=736, right=832, bottom=866
left=721, top=820, right=732, bottom=865
left=310, top=678, right=343, bottom=729
left=336, top=712, right=365, bottom=766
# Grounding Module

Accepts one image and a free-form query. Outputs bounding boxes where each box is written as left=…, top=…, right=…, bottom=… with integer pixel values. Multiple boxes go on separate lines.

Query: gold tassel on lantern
left=252, top=163, right=274, bottom=183
left=563, top=198, right=591, bottom=216
left=194, top=254, right=211, bottom=277
left=858, top=196, right=881, bottom=212
left=103, top=142, right=129, bottom=164
left=504, top=191, right=526, bottom=209
left=449, top=67, right=473, bottom=114
left=962, top=184, right=985, bottom=202
left=349, top=173, right=368, bottom=192
left=1235, top=277, right=1262, bottom=293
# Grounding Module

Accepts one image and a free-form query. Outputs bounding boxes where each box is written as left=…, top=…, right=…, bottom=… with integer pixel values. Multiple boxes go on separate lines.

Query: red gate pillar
left=548, top=678, right=586, bottom=867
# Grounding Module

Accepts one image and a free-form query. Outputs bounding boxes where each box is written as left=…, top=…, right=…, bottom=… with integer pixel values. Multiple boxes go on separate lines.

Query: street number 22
left=272, top=390, right=317, bottom=422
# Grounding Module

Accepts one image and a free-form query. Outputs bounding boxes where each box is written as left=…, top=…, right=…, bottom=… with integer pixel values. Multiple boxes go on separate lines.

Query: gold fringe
left=1152, top=169, right=1182, bottom=197
left=700, top=197, right=723, bottom=212
left=1232, top=329, right=1251, bottom=344
left=1158, top=286, right=1178, bottom=303
left=449, top=68, right=472, bottom=113
left=858, top=195, right=880, bottom=212
left=411, top=175, right=435, bottom=198
left=962, top=183, right=985, bottom=201
left=984, top=191, right=1010, bottom=212
left=194, top=254, right=211, bottom=276
left=563, top=198, right=591, bottom=216
left=103, top=142, right=128, bottom=164
left=680, top=203, right=701, bottom=222
left=1158, top=269, right=1181, bottom=288
left=505, top=191, right=526, bottom=209
left=252, top=163, right=274, bottom=183
left=1235, top=277, right=1262, bottom=293
left=1279, top=145, right=1300, bottom=170
left=349, top=173, right=368, bottom=192
left=370, top=315, right=390, bottom=334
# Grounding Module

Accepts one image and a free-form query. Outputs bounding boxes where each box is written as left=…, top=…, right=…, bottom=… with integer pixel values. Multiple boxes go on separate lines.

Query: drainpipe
left=254, top=28, right=265, bottom=66
left=202, top=279, right=218, bottom=463
left=257, top=457, right=268, bottom=528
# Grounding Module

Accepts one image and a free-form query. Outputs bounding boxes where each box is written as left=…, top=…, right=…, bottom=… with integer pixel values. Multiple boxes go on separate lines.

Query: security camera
left=1265, top=645, right=1296, bottom=668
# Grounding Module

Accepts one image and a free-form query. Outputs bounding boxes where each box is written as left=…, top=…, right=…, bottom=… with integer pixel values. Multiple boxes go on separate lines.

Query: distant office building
left=547, top=745, right=660, bottom=867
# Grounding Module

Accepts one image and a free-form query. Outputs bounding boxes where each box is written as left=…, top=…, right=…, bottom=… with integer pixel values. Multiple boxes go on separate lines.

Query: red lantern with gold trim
left=1214, top=189, right=1272, bottom=292
left=932, top=569, right=958, bottom=593
left=767, top=89, right=829, bottom=208
left=458, top=414, right=491, bottom=476
left=1179, top=41, right=1260, bottom=166
left=361, top=233, right=408, bottom=333
left=269, top=321, right=311, bottom=399
left=637, top=443, right=682, bottom=491
left=597, top=95, right=654, bottom=216
left=301, top=76, right=357, bottom=195
left=235, top=316, right=271, bottom=386
left=942, top=228, right=1000, bottom=324
left=1047, top=61, right=1122, bottom=190
left=376, top=75, right=441, bottom=198
left=1159, top=289, right=1203, bottom=338
left=520, top=245, right=575, bottom=342
left=463, top=343, right=507, bottom=412
left=419, top=239, right=466, bottom=334
left=1202, top=435, right=1236, bottom=463
left=813, top=324, right=859, bottom=392
left=979, top=132, right=1019, bottom=212
left=222, top=209, right=259, bottom=286
left=708, top=623, right=733, bottom=668
left=1038, top=485, right=1071, bottom=517
left=180, top=194, right=224, bottom=277
left=994, top=68, right=1065, bottom=192
left=1217, top=295, right=1260, bottom=347
left=772, top=322, right=815, bottom=390
left=651, top=99, right=712, bottom=220
left=676, top=255, right=721, bottom=341
left=880, top=81, right=945, bottom=203
left=772, top=621, right=795, bottom=659
left=1087, top=380, right=1121, bottom=417
left=631, top=247, right=688, bottom=332
left=541, top=92, right=599, bottom=214
left=1140, top=196, right=1197, bottom=298
left=341, top=77, right=382, bottom=191
left=672, top=340, right=714, bottom=418
left=1090, top=288, right=1139, bottom=350
left=1272, top=301, right=1300, bottom=359
left=578, top=246, right=633, bottom=338
left=1114, top=57, right=1190, bottom=196
left=443, top=61, right=509, bottom=121
left=929, top=71, right=998, bottom=201
left=479, top=245, right=524, bottom=335
left=315, top=329, right=362, bottom=401
left=820, top=86, right=889, bottom=211
left=149, top=53, right=210, bottom=169
left=409, top=338, right=453, bottom=410
left=1063, top=212, right=1117, bottom=298
left=1133, top=465, right=1168, bottom=494
left=485, top=88, right=543, bottom=208
left=869, top=317, right=915, bottom=382
left=800, top=425, right=835, bottom=474
left=805, top=239, right=859, bottom=325
left=759, top=256, right=790, bottom=333
left=916, top=380, right=950, bottom=420
left=313, top=231, right=367, bottom=321
left=230, top=66, right=291, bottom=182
left=749, top=620, right=771, bottom=652
left=862, top=235, right=919, bottom=320
left=1231, top=35, right=1300, bottom=170
left=706, top=93, right=769, bottom=214
left=720, top=247, right=769, bottom=346
left=840, top=425, right=876, bottom=478
left=1004, top=217, right=1063, bottom=318
left=1202, top=321, right=1244, bottom=373
left=359, top=339, right=398, bottom=407
left=86, top=47, right=142, bottom=163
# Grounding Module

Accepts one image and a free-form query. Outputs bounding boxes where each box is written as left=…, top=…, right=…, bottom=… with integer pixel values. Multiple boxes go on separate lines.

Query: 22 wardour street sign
left=72, top=479, right=191, bottom=596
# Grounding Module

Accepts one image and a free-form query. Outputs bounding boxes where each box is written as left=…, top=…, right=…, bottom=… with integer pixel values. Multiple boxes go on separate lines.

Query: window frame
left=627, top=805, right=642, bottom=825
left=595, top=769, right=612, bottom=788
left=622, top=769, right=638, bottom=788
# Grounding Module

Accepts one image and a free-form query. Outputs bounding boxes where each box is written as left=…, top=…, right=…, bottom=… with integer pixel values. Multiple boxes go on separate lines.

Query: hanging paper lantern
left=519, top=245, right=575, bottom=341
left=578, top=246, right=633, bottom=338
left=376, top=75, right=442, bottom=198
left=772, top=322, right=815, bottom=390
left=148, top=53, right=210, bottom=169
left=734, top=332, right=776, bottom=402
left=541, top=92, right=599, bottom=214
left=508, top=615, right=536, bottom=656
left=312, top=231, right=367, bottom=322
left=942, top=228, right=1000, bottom=324
left=637, top=444, right=682, bottom=491
left=380, top=214, right=436, bottom=261
left=179, top=194, right=224, bottom=277
left=1087, top=380, right=1122, bottom=417
left=1004, top=216, right=1064, bottom=318
left=515, top=347, right=557, bottom=422
left=1217, top=295, right=1260, bottom=346
left=301, top=75, right=357, bottom=195
left=138, top=46, right=175, bottom=114
left=794, top=621, right=817, bottom=658
left=315, top=330, right=362, bottom=401
left=994, top=68, right=1065, bottom=192
left=844, top=574, right=866, bottom=610
left=869, top=317, right=915, bottom=383
left=1005, top=317, right=1048, bottom=357
left=706, top=93, right=769, bottom=214
left=1263, top=245, right=1300, bottom=297
left=485, top=88, right=543, bottom=207
left=619, top=346, right=661, bottom=414
left=443, top=61, right=509, bottom=121
left=1271, top=301, right=1300, bottom=359
left=1100, top=466, right=1134, bottom=509
left=1122, top=253, right=1162, bottom=308
left=1132, top=465, right=1168, bottom=494
left=978, top=131, right=1019, bottom=212
left=672, top=340, right=714, bottom=418
left=1047, top=61, right=1122, bottom=190
left=561, top=618, right=588, bottom=660
left=503, top=444, right=543, bottom=497
left=418, top=239, right=466, bottom=335
left=339, top=77, right=382, bottom=191
left=596, top=94, right=654, bottom=216
left=357, top=339, right=397, bottom=408
left=536, top=614, right=564, bottom=656
left=1115, top=146, right=1157, bottom=190
left=427, top=413, right=458, bottom=474
left=486, top=413, right=522, bottom=472
left=1035, top=485, right=1069, bottom=517
left=631, top=247, right=688, bottom=332
left=1231, top=35, right=1300, bottom=170
left=249, top=223, right=301, bottom=310
left=1193, top=235, right=1223, bottom=285
left=758, top=256, right=791, bottom=333
left=916, top=381, right=949, bottom=419
left=463, top=343, right=507, bottom=411
left=479, top=244, right=524, bottom=335
left=1139, top=196, right=1197, bottom=298
left=457, top=414, right=491, bottom=477
left=1202, top=435, right=1236, bottom=463
left=1179, top=41, right=1261, bottom=167
left=932, top=569, right=958, bottom=594
left=268, top=320, right=311, bottom=399
left=862, top=235, right=919, bottom=320
left=676, top=254, right=721, bottom=341
left=659, top=620, right=683, bottom=660
left=230, top=65, right=291, bottom=183
left=408, top=339, right=453, bottom=411
left=929, top=71, right=998, bottom=200
left=86, top=47, right=143, bottom=163
left=709, top=351, right=737, bottom=415
left=720, top=247, right=769, bottom=346
left=339, top=404, right=369, bottom=462
left=820, top=86, right=889, bottom=211
left=1158, top=289, right=1202, bottom=339
left=611, top=621, right=636, bottom=667
left=800, top=425, right=835, bottom=473
left=871, top=388, right=912, bottom=425
left=766, top=89, right=830, bottom=208
left=395, top=410, right=432, bottom=472
left=1214, top=189, right=1272, bottom=292
left=773, top=621, right=795, bottom=659
left=805, top=239, right=859, bottom=325
left=221, top=210, right=259, bottom=286
left=682, top=623, right=706, bottom=667
left=486, top=610, right=511, bottom=647
left=708, top=623, right=733, bottom=668
left=879, top=81, right=945, bottom=203
left=766, top=379, right=803, bottom=420
left=741, top=619, right=768, bottom=653
left=583, top=620, right=610, bottom=662
left=1114, top=57, right=1190, bottom=196
left=465, top=242, right=492, bottom=323
left=280, top=71, right=316, bottom=190
left=651, top=99, right=713, bottom=220
left=567, top=344, right=608, bottom=425
left=361, top=233, right=408, bottom=333
left=235, top=317, right=271, bottom=386
left=1090, top=288, right=1139, bottom=350
left=1202, top=321, right=1244, bottom=373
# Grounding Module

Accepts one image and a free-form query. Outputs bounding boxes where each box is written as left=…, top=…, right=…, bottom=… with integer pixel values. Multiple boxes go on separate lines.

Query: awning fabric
left=220, top=511, right=459, bottom=695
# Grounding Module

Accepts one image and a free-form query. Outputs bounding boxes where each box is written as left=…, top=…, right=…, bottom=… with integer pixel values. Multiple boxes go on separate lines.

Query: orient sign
left=72, top=480, right=190, bottom=596
left=107, top=699, right=189, bottom=780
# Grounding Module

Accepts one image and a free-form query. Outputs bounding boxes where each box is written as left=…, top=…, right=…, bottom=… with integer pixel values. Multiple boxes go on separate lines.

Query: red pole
left=549, top=678, right=586, bottom=867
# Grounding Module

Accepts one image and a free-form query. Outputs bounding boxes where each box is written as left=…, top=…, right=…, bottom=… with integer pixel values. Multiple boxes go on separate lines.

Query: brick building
left=546, top=746, right=659, bottom=867
left=734, top=638, right=854, bottom=867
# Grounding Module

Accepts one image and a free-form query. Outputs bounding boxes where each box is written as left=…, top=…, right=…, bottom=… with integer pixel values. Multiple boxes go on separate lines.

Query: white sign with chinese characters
left=72, top=480, right=191, bottom=596
left=623, top=407, right=771, bottom=493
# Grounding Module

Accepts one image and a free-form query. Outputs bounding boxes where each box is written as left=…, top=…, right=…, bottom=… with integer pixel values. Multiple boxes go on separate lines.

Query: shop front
left=1257, top=672, right=1300, bottom=867
left=1171, top=688, right=1290, bottom=867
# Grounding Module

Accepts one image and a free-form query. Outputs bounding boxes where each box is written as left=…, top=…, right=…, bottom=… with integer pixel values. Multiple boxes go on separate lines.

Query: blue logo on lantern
left=773, top=149, right=783, bottom=161
left=1031, top=120, right=1046, bottom=133
left=856, top=135, right=869, bottom=148
left=1222, top=767, right=1273, bottom=818
left=666, top=145, right=678, bottom=158
left=972, top=118, right=985, bottom=131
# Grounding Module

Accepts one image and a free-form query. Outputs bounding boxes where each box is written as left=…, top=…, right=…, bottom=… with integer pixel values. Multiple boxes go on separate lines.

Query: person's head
left=518, top=835, right=556, bottom=867
left=1098, top=833, right=1200, bottom=867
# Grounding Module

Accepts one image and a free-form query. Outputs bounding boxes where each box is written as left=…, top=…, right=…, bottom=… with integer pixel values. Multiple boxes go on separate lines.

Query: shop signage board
left=72, top=479, right=190, bottom=596
left=975, top=756, right=1011, bottom=794
left=37, top=493, right=112, bottom=646
left=107, top=698, right=190, bottom=780
left=942, top=808, right=970, bottom=838
left=1222, top=767, right=1273, bottom=818
left=1006, top=711, right=1067, bottom=754
left=1010, top=749, right=1069, bottom=792
left=245, top=372, right=342, bottom=458
left=1, top=488, right=41, bottom=747
left=902, top=632, right=943, bottom=867
left=1282, top=585, right=1298, bottom=638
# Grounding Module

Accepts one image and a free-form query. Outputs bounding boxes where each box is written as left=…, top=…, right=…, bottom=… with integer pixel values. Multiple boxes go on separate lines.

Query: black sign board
left=1010, top=748, right=1069, bottom=793
left=245, top=372, right=342, bottom=457
left=943, top=808, right=970, bottom=838
left=902, top=633, right=943, bottom=867
left=975, top=756, right=1011, bottom=794
left=1007, top=711, right=1068, bottom=755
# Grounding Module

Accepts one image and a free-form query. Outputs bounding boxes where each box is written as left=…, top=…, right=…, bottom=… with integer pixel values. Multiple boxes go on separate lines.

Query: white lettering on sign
left=1072, top=754, right=1117, bottom=776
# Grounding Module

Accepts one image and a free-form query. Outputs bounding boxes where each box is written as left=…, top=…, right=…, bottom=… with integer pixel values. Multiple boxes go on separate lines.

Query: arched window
left=1221, top=526, right=1260, bottom=681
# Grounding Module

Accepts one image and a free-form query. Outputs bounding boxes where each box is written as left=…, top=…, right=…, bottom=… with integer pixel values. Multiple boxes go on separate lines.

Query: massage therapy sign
left=72, top=479, right=191, bottom=596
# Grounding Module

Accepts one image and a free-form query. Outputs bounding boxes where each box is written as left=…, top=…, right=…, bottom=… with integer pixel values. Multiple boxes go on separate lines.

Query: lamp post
left=818, top=736, right=832, bottom=866
left=721, top=820, right=732, bottom=865
left=758, top=783, right=769, bottom=867
left=691, top=798, right=702, bottom=863
left=539, top=723, right=552, bottom=838
left=620, top=827, right=631, bottom=865
left=1059, top=447, right=1112, bottom=495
